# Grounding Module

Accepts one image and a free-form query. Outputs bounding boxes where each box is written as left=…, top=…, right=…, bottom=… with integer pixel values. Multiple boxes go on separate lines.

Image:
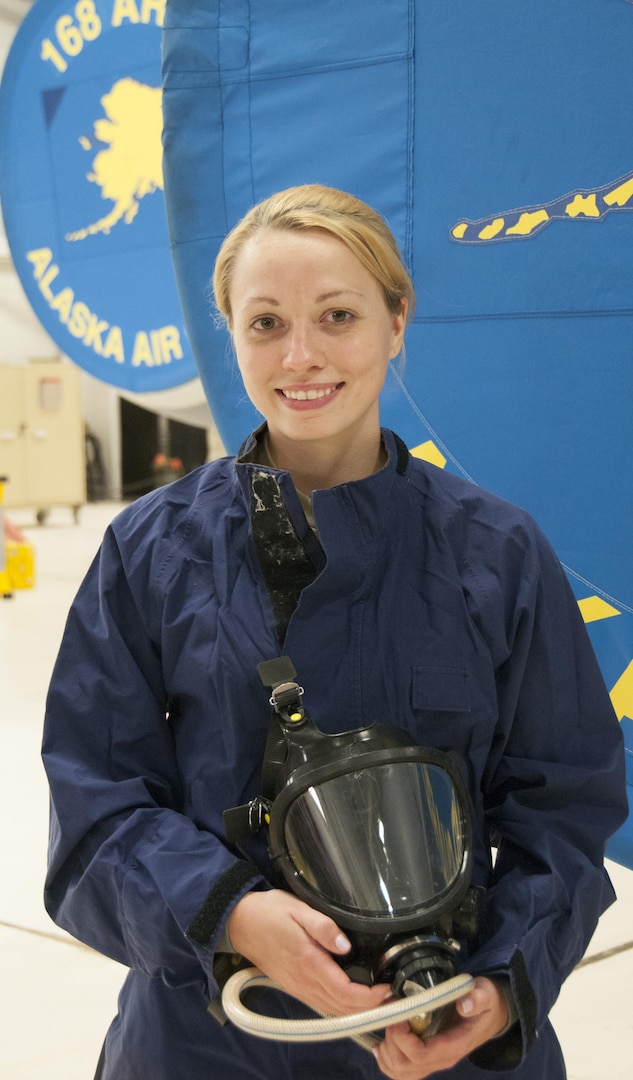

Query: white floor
left=1, top=501, right=632, bottom=1079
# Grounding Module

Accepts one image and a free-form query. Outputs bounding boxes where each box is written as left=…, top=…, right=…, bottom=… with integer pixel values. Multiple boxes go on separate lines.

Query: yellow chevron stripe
left=610, top=660, right=633, bottom=722
left=578, top=596, right=621, bottom=623
left=410, top=441, right=447, bottom=469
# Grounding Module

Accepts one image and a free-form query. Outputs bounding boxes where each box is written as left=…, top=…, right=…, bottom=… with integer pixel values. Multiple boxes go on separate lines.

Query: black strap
left=248, top=471, right=317, bottom=647
left=261, top=708, right=288, bottom=801
left=393, top=432, right=411, bottom=476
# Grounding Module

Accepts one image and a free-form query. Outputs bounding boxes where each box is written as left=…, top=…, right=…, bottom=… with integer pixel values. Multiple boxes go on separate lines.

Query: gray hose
left=222, top=967, right=474, bottom=1050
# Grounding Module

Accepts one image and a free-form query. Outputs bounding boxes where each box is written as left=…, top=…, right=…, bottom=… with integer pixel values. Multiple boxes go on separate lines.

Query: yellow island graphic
left=66, top=77, right=163, bottom=241
left=451, top=169, right=633, bottom=243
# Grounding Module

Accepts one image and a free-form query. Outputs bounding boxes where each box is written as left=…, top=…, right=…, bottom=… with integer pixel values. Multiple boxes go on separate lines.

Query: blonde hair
left=213, top=183, right=416, bottom=330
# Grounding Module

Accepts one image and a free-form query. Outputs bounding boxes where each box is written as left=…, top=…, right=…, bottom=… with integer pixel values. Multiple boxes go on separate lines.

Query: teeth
left=283, top=386, right=335, bottom=401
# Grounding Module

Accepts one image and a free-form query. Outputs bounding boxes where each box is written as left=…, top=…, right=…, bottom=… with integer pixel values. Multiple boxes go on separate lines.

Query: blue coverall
left=42, top=428, right=627, bottom=1078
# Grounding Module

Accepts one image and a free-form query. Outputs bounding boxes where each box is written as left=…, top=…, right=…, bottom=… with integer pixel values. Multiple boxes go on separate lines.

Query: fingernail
left=335, top=933, right=351, bottom=952
left=461, top=995, right=474, bottom=1015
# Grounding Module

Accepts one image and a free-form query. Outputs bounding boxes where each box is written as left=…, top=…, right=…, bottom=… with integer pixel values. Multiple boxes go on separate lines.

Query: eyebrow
left=243, top=289, right=364, bottom=307
left=316, top=289, right=364, bottom=303
left=244, top=296, right=280, bottom=307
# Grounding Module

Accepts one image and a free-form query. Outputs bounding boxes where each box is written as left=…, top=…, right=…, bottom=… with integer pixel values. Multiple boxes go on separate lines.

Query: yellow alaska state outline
left=66, top=77, right=163, bottom=242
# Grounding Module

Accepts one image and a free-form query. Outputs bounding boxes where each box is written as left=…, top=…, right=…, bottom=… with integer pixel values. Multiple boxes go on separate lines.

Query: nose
left=282, top=322, right=323, bottom=372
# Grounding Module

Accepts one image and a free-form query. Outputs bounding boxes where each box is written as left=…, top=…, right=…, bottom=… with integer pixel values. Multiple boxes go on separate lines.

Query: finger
left=286, top=906, right=392, bottom=1011
left=456, top=992, right=477, bottom=1019
left=455, top=977, right=508, bottom=1031
left=376, top=986, right=508, bottom=1079
left=373, top=1022, right=432, bottom=1079
left=290, top=903, right=352, bottom=956
left=228, top=891, right=390, bottom=1016
left=300, top=944, right=391, bottom=1015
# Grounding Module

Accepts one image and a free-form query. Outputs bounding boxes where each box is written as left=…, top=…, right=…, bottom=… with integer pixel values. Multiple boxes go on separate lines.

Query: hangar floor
left=1, top=501, right=632, bottom=1079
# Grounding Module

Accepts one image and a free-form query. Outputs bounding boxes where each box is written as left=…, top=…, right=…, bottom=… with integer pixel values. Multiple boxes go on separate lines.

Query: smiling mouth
left=280, top=385, right=340, bottom=401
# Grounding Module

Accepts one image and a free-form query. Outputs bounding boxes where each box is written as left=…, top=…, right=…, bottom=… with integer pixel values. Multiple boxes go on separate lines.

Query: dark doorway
left=120, top=399, right=208, bottom=500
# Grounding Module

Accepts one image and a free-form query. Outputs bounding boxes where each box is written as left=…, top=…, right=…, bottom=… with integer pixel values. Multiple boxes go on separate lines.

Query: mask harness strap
left=224, top=660, right=301, bottom=847
left=260, top=658, right=305, bottom=798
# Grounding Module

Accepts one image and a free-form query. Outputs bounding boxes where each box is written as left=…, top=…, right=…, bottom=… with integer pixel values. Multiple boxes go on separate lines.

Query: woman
left=43, top=185, right=626, bottom=1079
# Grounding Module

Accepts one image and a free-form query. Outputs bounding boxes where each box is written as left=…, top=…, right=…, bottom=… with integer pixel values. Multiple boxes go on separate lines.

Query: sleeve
left=463, top=517, right=627, bottom=1070
left=42, top=519, right=267, bottom=1001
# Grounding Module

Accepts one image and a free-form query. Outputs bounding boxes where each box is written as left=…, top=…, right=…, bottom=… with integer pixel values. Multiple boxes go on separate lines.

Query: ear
left=389, top=296, right=408, bottom=360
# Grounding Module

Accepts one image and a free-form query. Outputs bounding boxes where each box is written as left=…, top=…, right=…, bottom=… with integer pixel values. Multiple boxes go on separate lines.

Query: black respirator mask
left=224, top=658, right=481, bottom=1036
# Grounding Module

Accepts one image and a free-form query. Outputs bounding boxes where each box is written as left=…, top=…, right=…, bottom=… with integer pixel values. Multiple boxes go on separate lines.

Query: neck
left=266, top=430, right=387, bottom=492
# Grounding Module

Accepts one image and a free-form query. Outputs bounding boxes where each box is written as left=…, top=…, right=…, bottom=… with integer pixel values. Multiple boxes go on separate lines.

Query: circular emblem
left=0, top=0, right=196, bottom=391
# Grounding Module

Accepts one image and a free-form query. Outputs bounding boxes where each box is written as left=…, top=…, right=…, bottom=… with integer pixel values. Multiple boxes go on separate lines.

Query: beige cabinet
left=0, top=360, right=86, bottom=521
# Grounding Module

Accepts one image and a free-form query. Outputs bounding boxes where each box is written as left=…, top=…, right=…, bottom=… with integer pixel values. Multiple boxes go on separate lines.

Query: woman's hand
left=226, top=889, right=390, bottom=1017
left=373, top=976, right=510, bottom=1080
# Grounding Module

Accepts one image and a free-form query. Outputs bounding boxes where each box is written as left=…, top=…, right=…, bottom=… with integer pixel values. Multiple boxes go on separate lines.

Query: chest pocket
left=411, top=666, right=471, bottom=714
left=409, top=666, right=474, bottom=763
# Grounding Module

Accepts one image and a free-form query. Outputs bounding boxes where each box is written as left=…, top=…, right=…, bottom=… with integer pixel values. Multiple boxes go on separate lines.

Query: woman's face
left=229, top=228, right=407, bottom=453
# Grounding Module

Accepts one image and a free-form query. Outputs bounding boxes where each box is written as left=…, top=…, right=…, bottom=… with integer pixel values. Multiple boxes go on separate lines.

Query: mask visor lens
left=283, top=761, right=467, bottom=920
